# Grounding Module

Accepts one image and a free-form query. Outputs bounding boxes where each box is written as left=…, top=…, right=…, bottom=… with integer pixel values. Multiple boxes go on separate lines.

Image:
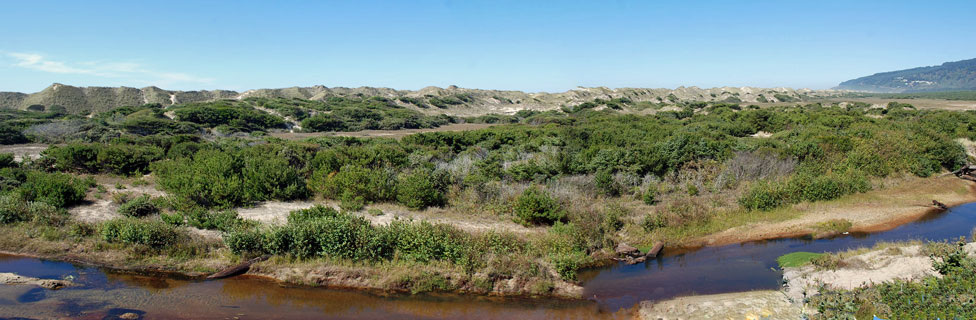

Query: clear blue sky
left=1, top=0, right=973, bottom=93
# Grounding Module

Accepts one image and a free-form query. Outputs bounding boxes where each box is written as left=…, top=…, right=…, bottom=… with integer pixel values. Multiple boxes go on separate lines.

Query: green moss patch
left=776, top=251, right=823, bottom=268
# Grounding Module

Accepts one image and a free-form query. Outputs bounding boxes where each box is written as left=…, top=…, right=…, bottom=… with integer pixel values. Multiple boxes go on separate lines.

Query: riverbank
left=691, top=175, right=976, bottom=247
left=0, top=175, right=971, bottom=306
left=0, top=224, right=584, bottom=300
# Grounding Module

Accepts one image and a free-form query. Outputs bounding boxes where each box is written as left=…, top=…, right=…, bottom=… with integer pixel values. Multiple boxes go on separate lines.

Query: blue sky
left=0, top=0, right=973, bottom=93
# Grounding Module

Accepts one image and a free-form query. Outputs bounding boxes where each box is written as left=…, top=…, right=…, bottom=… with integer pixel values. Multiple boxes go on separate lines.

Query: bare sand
left=0, top=272, right=73, bottom=289
left=270, top=123, right=495, bottom=140
left=638, top=290, right=801, bottom=320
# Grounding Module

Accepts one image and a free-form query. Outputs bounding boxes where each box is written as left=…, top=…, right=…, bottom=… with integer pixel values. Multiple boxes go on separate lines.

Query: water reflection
left=582, top=202, right=976, bottom=310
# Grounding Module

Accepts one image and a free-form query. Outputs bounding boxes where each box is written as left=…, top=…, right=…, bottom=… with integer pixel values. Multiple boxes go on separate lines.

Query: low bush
left=513, top=187, right=565, bottom=225
left=287, top=205, right=340, bottom=223
left=225, top=208, right=479, bottom=267
left=738, top=180, right=786, bottom=211
left=16, top=171, right=91, bottom=208
left=100, top=218, right=184, bottom=249
left=117, top=195, right=159, bottom=217
left=642, top=187, right=657, bottom=205
left=396, top=170, right=446, bottom=209
left=641, top=213, right=667, bottom=231
left=0, top=194, right=66, bottom=225
left=541, top=222, right=591, bottom=280
left=0, top=153, right=16, bottom=168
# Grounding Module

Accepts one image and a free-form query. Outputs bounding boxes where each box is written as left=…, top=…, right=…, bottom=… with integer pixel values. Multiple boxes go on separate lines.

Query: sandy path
left=0, top=143, right=48, bottom=162
left=695, top=176, right=976, bottom=247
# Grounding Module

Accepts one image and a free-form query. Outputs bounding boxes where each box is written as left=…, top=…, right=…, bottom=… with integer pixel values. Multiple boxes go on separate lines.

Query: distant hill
left=0, top=83, right=840, bottom=116
left=836, top=58, right=976, bottom=93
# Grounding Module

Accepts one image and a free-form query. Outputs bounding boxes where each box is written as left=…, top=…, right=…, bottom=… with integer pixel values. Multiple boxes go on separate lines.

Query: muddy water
left=3, top=203, right=976, bottom=319
left=581, top=202, right=976, bottom=310
left=0, top=255, right=627, bottom=319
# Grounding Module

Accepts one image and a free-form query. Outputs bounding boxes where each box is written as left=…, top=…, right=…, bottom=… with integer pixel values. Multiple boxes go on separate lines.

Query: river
left=3, top=203, right=976, bottom=319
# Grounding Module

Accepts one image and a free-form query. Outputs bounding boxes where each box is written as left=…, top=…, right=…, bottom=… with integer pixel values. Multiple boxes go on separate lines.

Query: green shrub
left=225, top=228, right=266, bottom=255
left=153, top=147, right=309, bottom=208
left=594, top=169, right=619, bottom=196
left=17, top=171, right=90, bottom=208
left=0, top=195, right=30, bottom=223
left=43, top=144, right=163, bottom=175
left=542, top=222, right=590, bottom=280
left=396, top=170, right=446, bottom=209
left=387, top=220, right=469, bottom=264
left=100, top=218, right=183, bottom=249
left=117, top=195, right=159, bottom=217
left=602, top=202, right=626, bottom=232
left=0, top=126, right=28, bottom=145
left=183, top=208, right=246, bottom=232
left=738, top=180, right=786, bottom=211
left=513, top=188, right=565, bottom=225
left=339, top=191, right=365, bottom=211
left=641, top=213, right=666, bottom=231
left=287, top=205, right=340, bottom=223
left=0, top=153, right=16, bottom=168
left=316, top=165, right=396, bottom=206
left=642, top=187, right=657, bottom=205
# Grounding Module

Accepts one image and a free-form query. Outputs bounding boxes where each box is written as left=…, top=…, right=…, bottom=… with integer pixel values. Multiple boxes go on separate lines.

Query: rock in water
left=615, top=243, right=641, bottom=257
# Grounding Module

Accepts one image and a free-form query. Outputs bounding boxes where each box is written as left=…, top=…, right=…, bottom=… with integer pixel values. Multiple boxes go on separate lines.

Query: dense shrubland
left=2, top=98, right=976, bottom=290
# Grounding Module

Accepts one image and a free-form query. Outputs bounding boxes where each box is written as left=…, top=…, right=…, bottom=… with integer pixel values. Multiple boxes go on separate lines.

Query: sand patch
left=638, top=290, right=801, bottom=320
left=782, top=243, right=976, bottom=303
left=237, top=201, right=540, bottom=235
left=0, top=272, right=73, bottom=289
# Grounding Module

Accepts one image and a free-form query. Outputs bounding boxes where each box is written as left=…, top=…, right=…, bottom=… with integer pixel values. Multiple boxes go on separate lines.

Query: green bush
left=641, top=213, right=666, bottom=231
left=0, top=153, right=16, bottom=168
left=642, top=187, right=657, bottom=205
left=287, top=205, right=340, bottom=223
left=225, top=228, right=266, bottom=255
left=315, top=165, right=396, bottom=206
left=17, top=171, right=91, bottom=208
left=0, top=195, right=30, bottom=223
left=396, top=170, right=446, bottom=209
left=339, top=191, right=366, bottom=211
left=739, top=180, right=787, bottom=211
left=117, top=195, right=159, bottom=217
left=100, top=218, right=183, bottom=249
left=543, top=222, right=591, bottom=280
left=602, top=202, right=626, bottom=232
left=43, top=143, right=163, bottom=175
left=153, top=147, right=308, bottom=207
left=183, top=208, right=247, bottom=232
left=0, top=195, right=61, bottom=225
left=513, top=188, right=565, bottom=225
left=387, top=220, right=468, bottom=264
left=594, top=169, right=619, bottom=196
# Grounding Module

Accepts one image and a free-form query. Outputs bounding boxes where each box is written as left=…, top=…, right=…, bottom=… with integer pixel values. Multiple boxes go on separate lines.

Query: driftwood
left=952, top=165, right=976, bottom=181
left=611, top=242, right=665, bottom=264
left=207, top=255, right=270, bottom=280
left=645, top=242, right=664, bottom=259
left=932, top=200, right=949, bottom=210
